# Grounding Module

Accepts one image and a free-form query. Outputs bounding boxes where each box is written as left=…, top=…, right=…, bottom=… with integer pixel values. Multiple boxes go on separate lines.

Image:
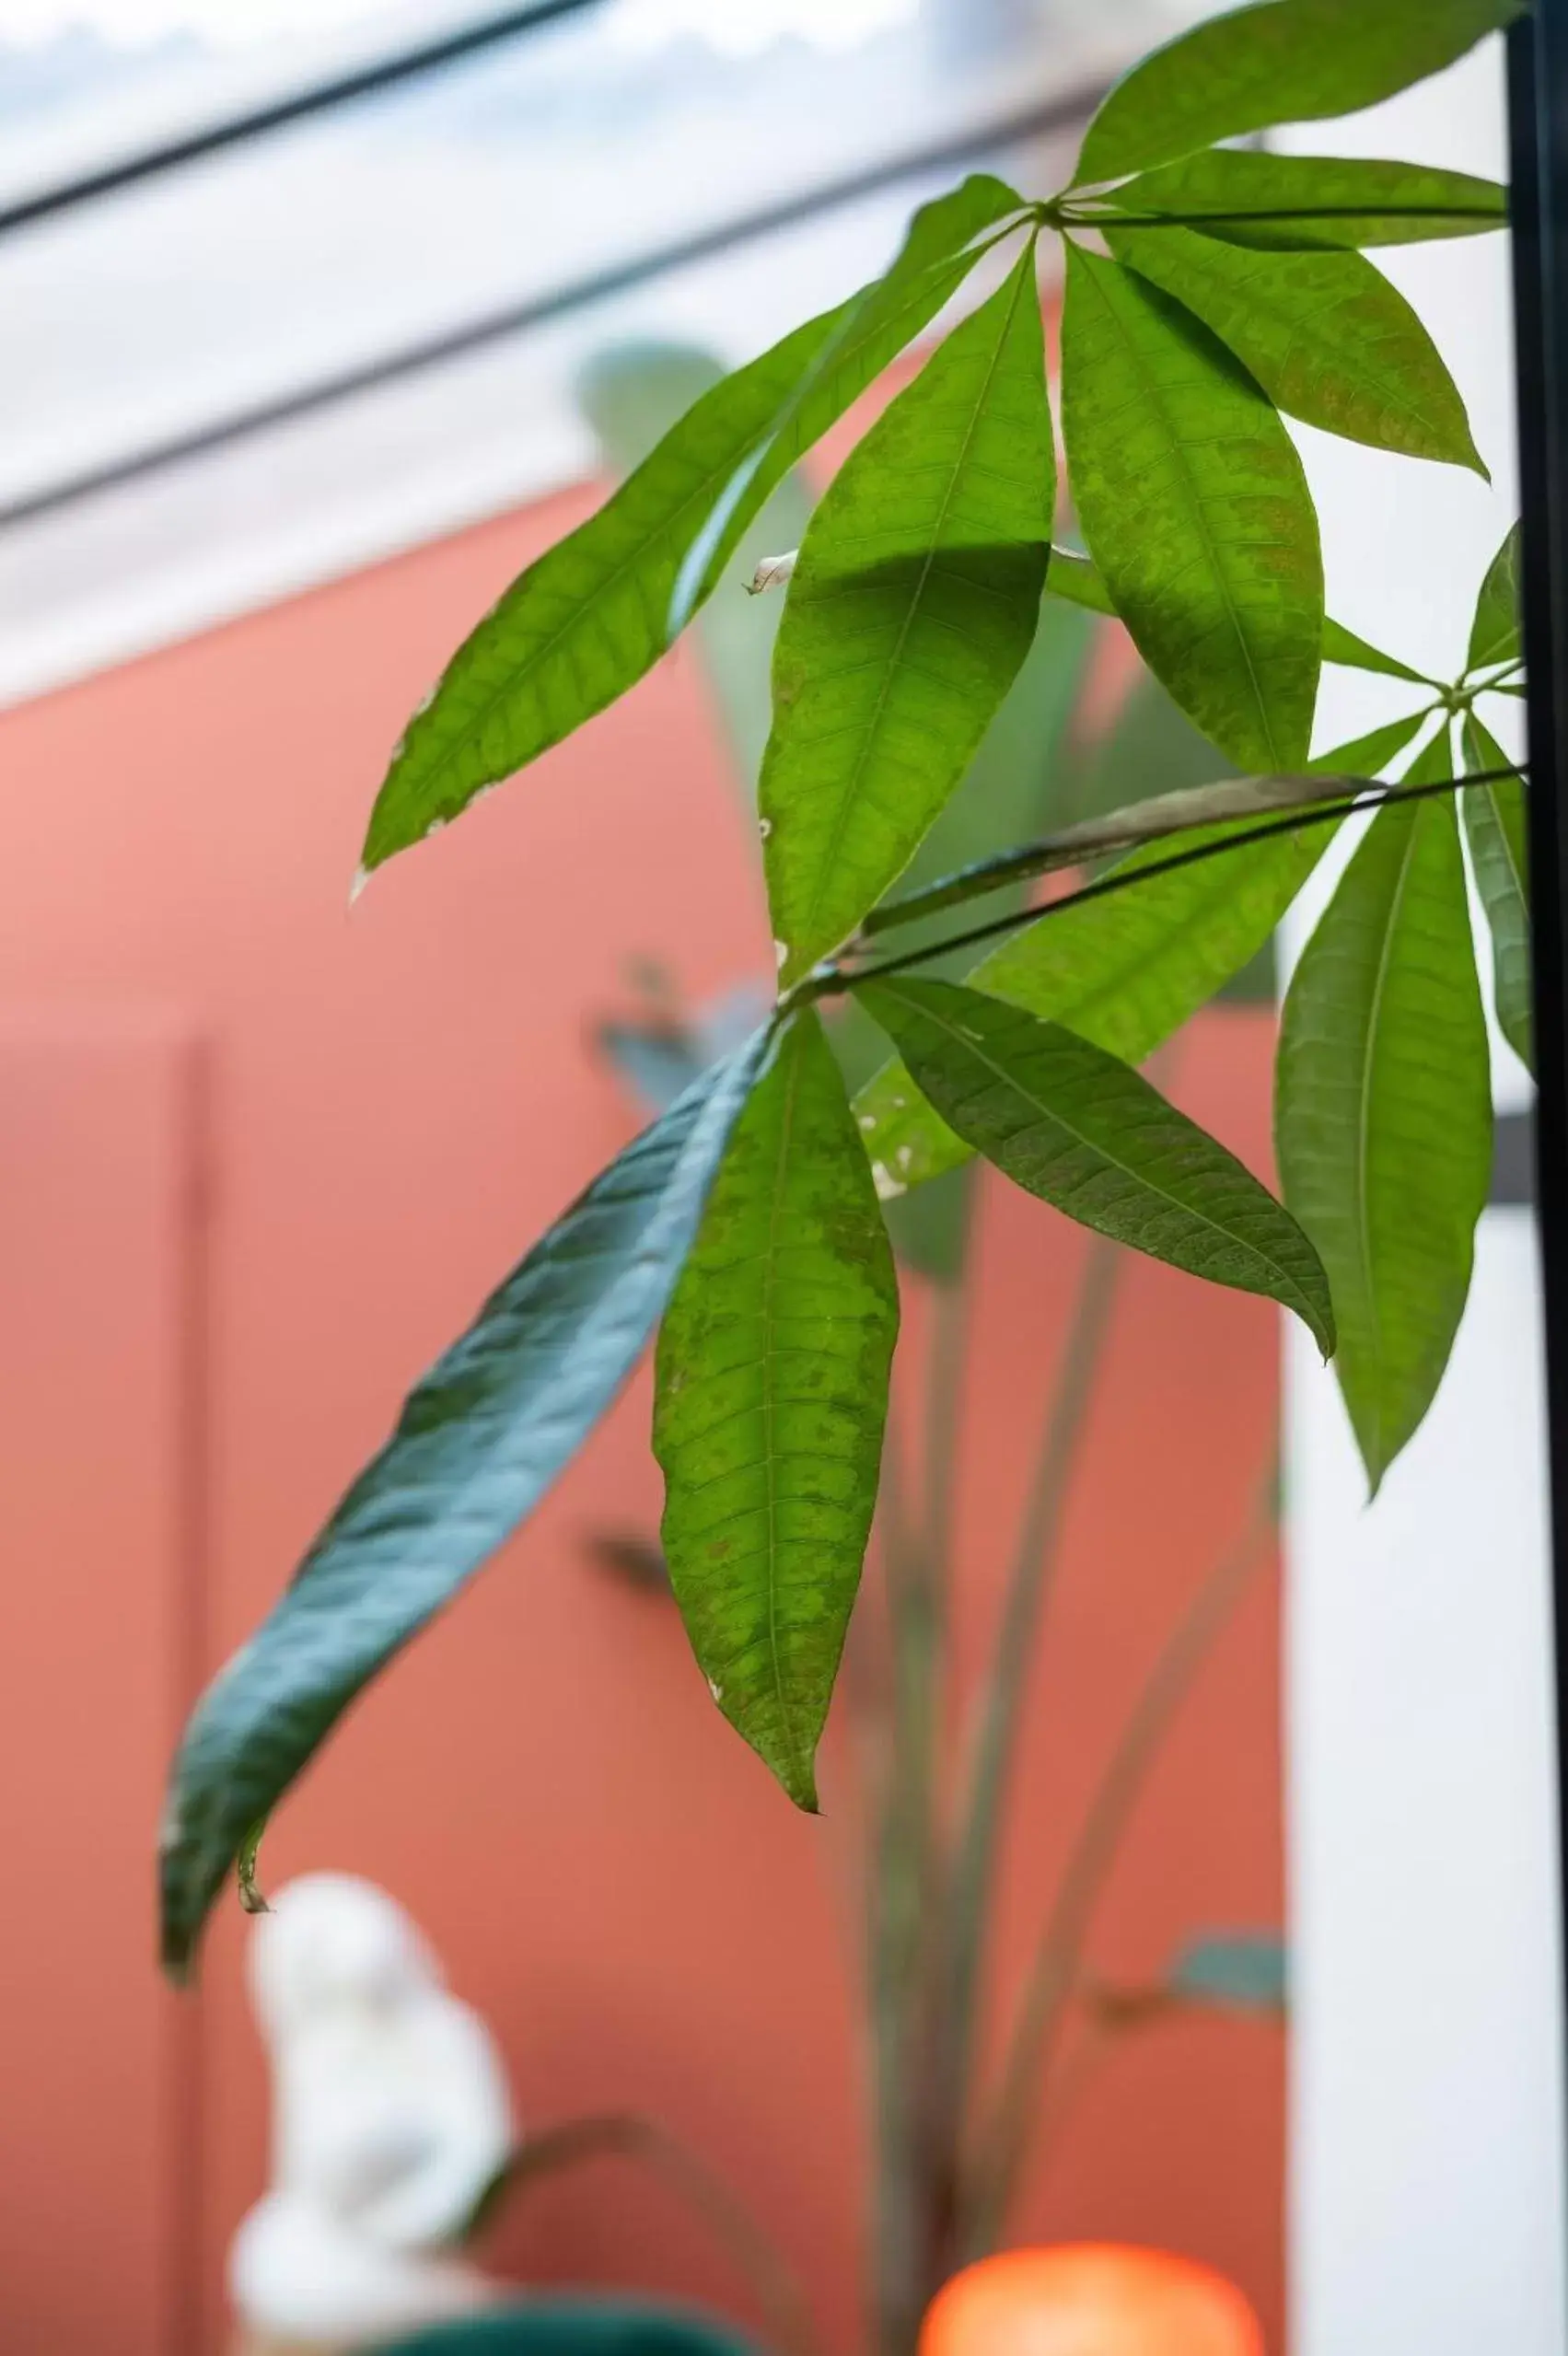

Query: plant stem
left=1062, top=203, right=1504, bottom=232
left=958, top=1460, right=1279, bottom=2255
left=923, top=1271, right=972, bottom=1626
left=870, top=1259, right=980, bottom=2356
left=926, top=1233, right=1123, bottom=2263
left=816, top=772, right=1511, bottom=993
left=860, top=776, right=1365, bottom=938
left=484, top=2114, right=821, bottom=2356
left=869, top=1387, right=944, bottom=2356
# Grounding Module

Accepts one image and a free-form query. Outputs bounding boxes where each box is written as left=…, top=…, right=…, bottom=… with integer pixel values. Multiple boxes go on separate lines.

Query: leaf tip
left=157, top=1884, right=201, bottom=1988
left=1356, top=1432, right=1388, bottom=1503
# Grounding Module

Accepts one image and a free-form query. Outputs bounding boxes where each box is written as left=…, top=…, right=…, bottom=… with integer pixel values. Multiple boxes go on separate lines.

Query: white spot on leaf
left=872, top=1162, right=907, bottom=1201
left=775, top=941, right=790, bottom=970
left=348, top=865, right=371, bottom=909
left=708, top=1678, right=725, bottom=1703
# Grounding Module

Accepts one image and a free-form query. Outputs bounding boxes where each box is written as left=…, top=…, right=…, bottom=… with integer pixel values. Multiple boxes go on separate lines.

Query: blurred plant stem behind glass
left=574, top=339, right=1284, bottom=2356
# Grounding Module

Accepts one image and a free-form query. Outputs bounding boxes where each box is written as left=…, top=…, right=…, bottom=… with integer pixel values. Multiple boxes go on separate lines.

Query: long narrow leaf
left=851, top=594, right=1096, bottom=1282
left=1468, top=521, right=1523, bottom=672
left=763, top=251, right=1053, bottom=986
left=1322, top=618, right=1434, bottom=685
left=1045, top=546, right=1118, bottom=617
left=1104, top=151, right=1506, bottom=250
left=1277, top=733, right=1493, bottom=1491
left=859, top=977, right=1334, bottom=1351
left=362, top=178, right=1021, bottom=870
left=851, top=718, right=1425, bottom=1196
left=1075, top=0, right=1524, bottom=186
left=1104, top=224, right=1484, bottom=473
left=1061, top=243, right=1323, bottom=772
left=654, top=1012, right=898, bottom=1809
left=160, top=1036, right=770, bottom=1974
left=579, top=342, right=816, bottom=798
left=864, top=768, right=1367, bottom=936
left=1462, top=714, right=1533, bottom=1073
left=669, top=174, right=1028, bottom=633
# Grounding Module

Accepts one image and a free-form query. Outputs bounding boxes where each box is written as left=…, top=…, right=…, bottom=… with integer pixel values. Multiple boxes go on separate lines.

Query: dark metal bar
left=0, top=83, right=1104, bottom=535
left=1506, top=0, right=1568, bottom=2107
left=0, top=0, right=606, bottom=241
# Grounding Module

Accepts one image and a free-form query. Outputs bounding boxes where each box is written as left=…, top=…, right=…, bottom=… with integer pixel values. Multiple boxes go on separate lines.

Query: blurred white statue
left=230, top=1873, right=515, bottom=2353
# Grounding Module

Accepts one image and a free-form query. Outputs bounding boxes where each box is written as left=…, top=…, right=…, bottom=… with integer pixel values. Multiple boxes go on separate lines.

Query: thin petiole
left=1059, top=202, right=1505, bottom=234
left=796, top=768, right=1526, bottom=1003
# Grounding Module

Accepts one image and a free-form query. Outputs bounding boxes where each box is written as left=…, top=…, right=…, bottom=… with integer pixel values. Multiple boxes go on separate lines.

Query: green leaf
left=1091, top=1932, right=1289, bottom=2028
left=1076, top=0, right=1524, bottom=187
left=362, top=178, right=1021, bottom=870
left=822, top=994, right=978, bottom=1281
left=1107, top=150, right=1507, bottom=250
left=1468, top=521, right=1522, bottom=673
left=159, top=1036, right=769, bottom=1976
left=669, top=173, right=1028, bottom=633
left=1322, top=618, right=1434, bottom=685
left=851, top=716, right=1424, bottom=1196
left=865, top=769, right=1362, bottom=938
left=1462, top=714, right=1532, bottom=1073
left=578, top=341, right=815, bottom=799
left=1277, top=733, right=1493, bottom=1491
left=899, top=594, right=1098, bottom=923
left=1061, top=243, right=1323, bottom=772
left=1045, top=545, right=1118, bottom=617
left=1104, top=225, right=1484, bottom=474
left=1069, top=675, right=1265, bottom=1006
left=654, top=1011, right=899, bottom=1810
left=1306, top=714, right=1437, bottom=783
left=762, top=251, right=1054, bottom=986
left=1172, top=1933, right=1289, bottom=2012
left=859, top=977, right=1334, bottom=1352
left=844, top=599, right=1095, bottom=1284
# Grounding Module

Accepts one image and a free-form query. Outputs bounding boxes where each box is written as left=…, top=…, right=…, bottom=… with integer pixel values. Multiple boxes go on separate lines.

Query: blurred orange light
left=919, top=2246, right=1266, bottom=2356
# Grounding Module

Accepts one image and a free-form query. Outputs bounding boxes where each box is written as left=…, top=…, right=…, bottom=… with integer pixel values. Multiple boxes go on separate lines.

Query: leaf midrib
left=1077, top=246, right=1283, bottom=769
left=387, top=253, right=987, bottom=829
left=882, top=982, right=1319, bottom=1325
left=1353, top=808, right=1423, bottom=1477
left=1121, top=228, right=1461, bottom=448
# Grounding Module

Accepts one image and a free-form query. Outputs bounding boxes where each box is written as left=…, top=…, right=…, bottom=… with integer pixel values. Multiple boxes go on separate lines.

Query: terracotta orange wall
left=0, top=479, right=1283, bottom=2355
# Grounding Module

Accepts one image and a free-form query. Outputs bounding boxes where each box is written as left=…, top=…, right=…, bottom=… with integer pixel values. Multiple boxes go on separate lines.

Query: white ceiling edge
left=0, top=127, right=1077, bottom=714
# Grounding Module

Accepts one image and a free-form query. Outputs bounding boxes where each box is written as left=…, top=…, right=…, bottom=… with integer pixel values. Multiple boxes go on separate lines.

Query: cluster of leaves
left=160, top=0, right=1528, bottom=1976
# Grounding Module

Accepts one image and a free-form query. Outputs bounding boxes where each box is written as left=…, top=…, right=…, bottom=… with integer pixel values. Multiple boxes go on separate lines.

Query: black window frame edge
left=1510, top=0, right=1568, bottom=2208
